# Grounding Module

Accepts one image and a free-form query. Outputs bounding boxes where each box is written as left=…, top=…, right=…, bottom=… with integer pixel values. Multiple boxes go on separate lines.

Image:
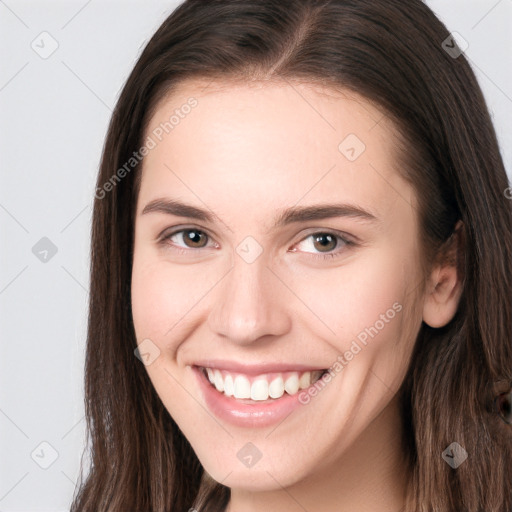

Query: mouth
left=199, top=366, right=328, bottom=403
left=191, top=361, right=331, bottom=427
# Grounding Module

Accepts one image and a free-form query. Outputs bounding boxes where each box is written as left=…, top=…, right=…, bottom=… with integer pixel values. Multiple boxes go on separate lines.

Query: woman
left=70, top=1, right=512, bottom=511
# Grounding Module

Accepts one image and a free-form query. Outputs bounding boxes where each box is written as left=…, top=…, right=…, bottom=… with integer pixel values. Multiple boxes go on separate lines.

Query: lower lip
left=193, top=366, right=318, bottom=428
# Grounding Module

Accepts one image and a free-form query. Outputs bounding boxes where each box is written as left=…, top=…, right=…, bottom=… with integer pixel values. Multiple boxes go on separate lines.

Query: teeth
left=203, top=368, right=324, bottom=401
left=234, top=375, right=251, bottom=399
left=269, top=376, right=284, bottom=399
left=224, top=374, right=234, bottom=397
left=299, top=371, right=311, bottom=389
left=251, top=379, right=269, bottom=401
left=284, top=373, right=299, bottom=395
left=214, top=369, right=224, bottom=392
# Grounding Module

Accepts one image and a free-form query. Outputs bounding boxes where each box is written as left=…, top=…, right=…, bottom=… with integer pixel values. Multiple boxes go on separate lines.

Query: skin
left=131, top=79, right=463, bottom=512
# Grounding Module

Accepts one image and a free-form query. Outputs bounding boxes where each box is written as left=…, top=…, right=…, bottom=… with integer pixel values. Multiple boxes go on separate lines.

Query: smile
left=192, top=363, right=329, bottom=428
left=202, top=367, right=325, bottom=401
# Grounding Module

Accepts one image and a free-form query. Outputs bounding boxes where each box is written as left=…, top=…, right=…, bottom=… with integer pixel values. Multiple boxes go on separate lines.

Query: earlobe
left=422, top=221, right=465, bottom=328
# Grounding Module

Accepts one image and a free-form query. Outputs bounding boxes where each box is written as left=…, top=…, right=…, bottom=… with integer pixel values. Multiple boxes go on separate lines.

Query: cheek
left=332, top=249, right=422, bottom=387
left=291, top=250, right=412, bottom=345
left=131, top=254, right=207, bottom=343
left=287, top=246, right=422, bottom=395
left=131, top=260, right=171, bottom=343
left=130, top=255, right=205, bottom=414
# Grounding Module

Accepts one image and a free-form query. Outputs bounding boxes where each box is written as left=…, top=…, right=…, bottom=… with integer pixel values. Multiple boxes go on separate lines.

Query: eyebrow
left=141, top=198, right=379, bottom=230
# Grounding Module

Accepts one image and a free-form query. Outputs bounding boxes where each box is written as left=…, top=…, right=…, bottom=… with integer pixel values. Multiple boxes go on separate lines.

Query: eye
left=160, top=228, right=215, bottom=250
left=158, top=227, right=356, bottom=260
left=291, top=231, right=355, bottom=260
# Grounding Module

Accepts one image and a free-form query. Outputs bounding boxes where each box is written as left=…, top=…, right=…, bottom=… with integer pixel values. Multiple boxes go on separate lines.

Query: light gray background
left=0, top=1, right=511, bottom=510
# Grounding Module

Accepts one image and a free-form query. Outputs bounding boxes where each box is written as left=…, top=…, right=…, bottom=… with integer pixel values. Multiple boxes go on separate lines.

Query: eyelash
left=159, top=227, right=356, bottom=260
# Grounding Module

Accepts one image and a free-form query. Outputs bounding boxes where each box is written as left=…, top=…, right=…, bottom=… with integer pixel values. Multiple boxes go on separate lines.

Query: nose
left=207, top=254, right=291, bottom=346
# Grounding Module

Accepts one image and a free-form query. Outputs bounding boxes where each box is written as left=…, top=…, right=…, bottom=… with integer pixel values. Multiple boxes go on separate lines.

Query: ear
left=422, top=220, right=465, bottom=328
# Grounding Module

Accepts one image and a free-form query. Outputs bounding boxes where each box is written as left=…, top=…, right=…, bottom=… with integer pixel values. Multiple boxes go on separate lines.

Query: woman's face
left=131, top=80, right=427, bottom=491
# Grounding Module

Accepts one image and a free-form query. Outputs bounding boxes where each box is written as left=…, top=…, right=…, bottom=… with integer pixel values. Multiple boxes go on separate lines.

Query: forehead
left=138, top=79, right=415, bottom=226
left=146, top=78, right=390, bottom=143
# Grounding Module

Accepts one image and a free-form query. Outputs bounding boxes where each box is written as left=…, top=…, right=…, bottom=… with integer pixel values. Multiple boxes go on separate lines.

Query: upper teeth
left=204, top=367, right=324, bottom=401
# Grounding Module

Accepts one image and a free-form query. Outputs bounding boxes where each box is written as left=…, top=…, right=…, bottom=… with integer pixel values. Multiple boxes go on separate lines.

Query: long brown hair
left=70, top=1, right=512, bottom=510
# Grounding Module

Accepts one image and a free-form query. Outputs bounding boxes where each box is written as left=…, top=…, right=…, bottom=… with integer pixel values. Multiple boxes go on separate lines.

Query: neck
left=226, top=393, right=409, bottom=512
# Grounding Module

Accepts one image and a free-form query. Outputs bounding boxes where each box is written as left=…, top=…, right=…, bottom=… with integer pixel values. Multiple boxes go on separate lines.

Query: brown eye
left=312, top=233, right=338, bottom=252
left=163, top=229, right=210, bottom=249
left=291, top=230, right=354, bottom=261
left=183, top=230, right=208, bottom=248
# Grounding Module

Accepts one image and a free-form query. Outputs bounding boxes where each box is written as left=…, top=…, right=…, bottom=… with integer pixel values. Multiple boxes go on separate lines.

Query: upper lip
left=192, top=359, right=327, bottom=375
